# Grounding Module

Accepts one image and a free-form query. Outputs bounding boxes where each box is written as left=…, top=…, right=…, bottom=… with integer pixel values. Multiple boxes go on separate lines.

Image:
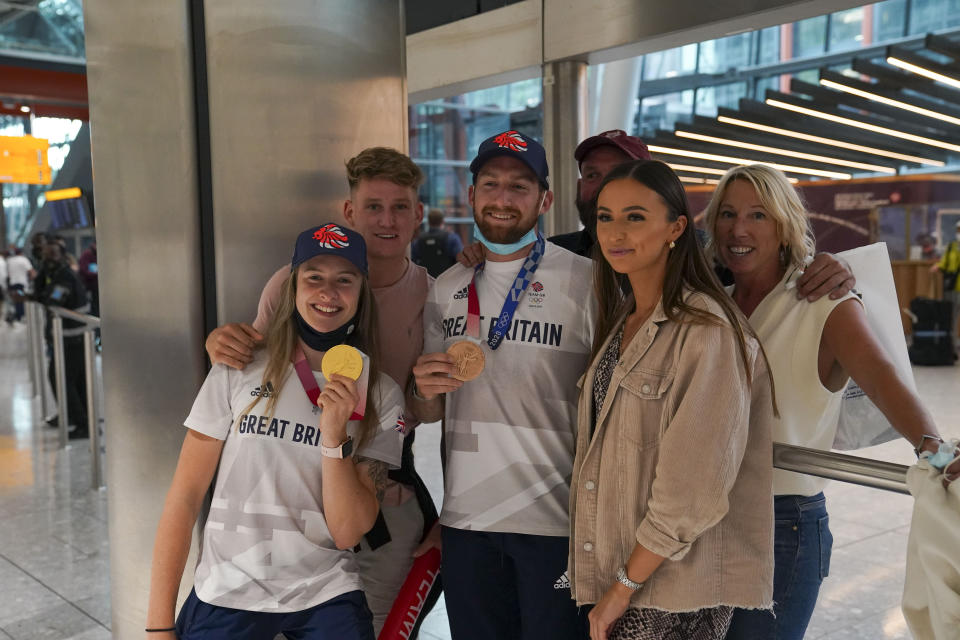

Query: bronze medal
left=446, top=340, right=485, bottom=381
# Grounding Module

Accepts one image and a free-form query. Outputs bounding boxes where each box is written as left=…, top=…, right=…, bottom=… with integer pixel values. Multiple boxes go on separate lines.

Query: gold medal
left=321, top=345, right=364, bottom=381
left=447, top=340, right=485, bottom=381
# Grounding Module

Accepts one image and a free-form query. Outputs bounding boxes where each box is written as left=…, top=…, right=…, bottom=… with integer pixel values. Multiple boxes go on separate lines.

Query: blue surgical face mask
left=473, top=223, right=539, bottom=255
left=473, top=193, right=545, bottom=255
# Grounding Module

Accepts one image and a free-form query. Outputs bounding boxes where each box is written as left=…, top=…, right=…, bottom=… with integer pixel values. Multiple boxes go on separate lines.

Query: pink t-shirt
left=253, top=259, right=431, bottom=392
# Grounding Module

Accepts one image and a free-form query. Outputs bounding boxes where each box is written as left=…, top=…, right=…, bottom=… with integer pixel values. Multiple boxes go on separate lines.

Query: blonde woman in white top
left=706, top=164, right=959, bottom=640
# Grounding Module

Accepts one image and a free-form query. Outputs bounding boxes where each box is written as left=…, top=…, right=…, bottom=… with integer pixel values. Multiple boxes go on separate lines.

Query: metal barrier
left=25, top=301, right=104, bottom=490
left=774, top=443, right=910, bottom=495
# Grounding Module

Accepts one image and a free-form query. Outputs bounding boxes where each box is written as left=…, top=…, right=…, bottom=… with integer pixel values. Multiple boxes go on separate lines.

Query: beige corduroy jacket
left=568, top=292, right=775, bottom=612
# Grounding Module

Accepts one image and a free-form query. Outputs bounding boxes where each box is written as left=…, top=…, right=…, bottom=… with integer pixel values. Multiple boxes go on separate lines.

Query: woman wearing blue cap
left=145, top=223, right=404, bottom=640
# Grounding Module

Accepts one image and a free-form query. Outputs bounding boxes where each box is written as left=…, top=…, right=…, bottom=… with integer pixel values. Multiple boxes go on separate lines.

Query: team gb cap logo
left=313, top=223, right=350, bottom=249
left=494, top=130, right=528, bottom=152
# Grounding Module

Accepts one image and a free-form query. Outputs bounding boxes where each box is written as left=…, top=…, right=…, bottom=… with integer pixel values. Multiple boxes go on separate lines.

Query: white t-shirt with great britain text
left=184, top=349, right=404, bottom=612
left=425, top=242, right=597, bottom=537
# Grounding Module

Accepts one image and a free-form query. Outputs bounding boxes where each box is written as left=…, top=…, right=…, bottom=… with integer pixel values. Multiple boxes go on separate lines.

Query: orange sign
left=0, top=135, right=51, bottom=185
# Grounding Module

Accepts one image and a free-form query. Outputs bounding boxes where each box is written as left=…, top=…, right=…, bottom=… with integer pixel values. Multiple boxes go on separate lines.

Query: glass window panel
left=792, top=15, right=827, bottom=58
left=757, top=26, right=781, bottom=65
left=909, top=0, right=960, bottom=34
left=695, top=83, right=748, bottom=118
left=828, top=7, right=865, bottom=52
left=642, top=44, right=698, bottom=80
left=754, top=76, right=780, bottom=100
left=409, top=78, right=543, bottom=220
left=698, top=33, right=754, bottom=73
left=638, top=90, right=695, bottom=137
left=873, top=0, right=907, bottom=42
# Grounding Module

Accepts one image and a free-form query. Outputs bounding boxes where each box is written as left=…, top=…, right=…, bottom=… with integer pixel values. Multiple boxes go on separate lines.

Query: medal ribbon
left=466, top=234, right=546, bottom=350
left=293, top=345, right=362, bottom=420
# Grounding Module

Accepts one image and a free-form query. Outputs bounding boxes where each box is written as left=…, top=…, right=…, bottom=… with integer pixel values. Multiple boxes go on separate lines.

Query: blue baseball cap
left=291, top=223, right=368, bottom=274
left=469, top=130, right=549, bottom=189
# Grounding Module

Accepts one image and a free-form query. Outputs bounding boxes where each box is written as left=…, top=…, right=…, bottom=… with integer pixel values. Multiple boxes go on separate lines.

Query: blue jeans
left=725, top=493, right=833, bottom=640
left=175, top=589, right=374, bottom=640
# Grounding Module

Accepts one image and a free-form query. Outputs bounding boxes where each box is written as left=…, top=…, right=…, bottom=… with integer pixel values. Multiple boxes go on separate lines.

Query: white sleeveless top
left=742, top=268, right=859, bottom=496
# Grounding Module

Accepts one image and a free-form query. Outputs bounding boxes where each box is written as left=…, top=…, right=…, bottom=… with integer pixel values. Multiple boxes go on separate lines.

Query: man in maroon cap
left=549, top=129, right=650, bottom=258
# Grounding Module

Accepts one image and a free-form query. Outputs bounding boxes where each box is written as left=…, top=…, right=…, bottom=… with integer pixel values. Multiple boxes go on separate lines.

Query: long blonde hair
left=704, top=164, right=816, bottom=270
left=236, top=267, right=381, bottom=449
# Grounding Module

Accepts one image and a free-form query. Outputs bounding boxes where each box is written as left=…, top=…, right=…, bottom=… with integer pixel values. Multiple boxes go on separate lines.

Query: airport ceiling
left=651, top=33, right=960, bottom=182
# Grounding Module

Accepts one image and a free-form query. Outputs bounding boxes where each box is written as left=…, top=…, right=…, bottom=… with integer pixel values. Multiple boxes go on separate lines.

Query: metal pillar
left=51, top=315, right=68, bottom=448
left=541, top=60, right=588, bottom=238
left=594, top=57, right=642, bottom=135
left=84, top=330, right=102, bottom=489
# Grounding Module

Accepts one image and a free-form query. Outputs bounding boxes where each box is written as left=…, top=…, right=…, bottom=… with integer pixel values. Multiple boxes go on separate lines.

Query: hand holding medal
left=446, top=341, right=485, bottom=381
left=412, top=352, right=464, bottom=400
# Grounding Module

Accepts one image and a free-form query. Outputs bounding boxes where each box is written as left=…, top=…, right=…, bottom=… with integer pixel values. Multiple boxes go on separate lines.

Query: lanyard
left=293, top=344, right=365, bottom=421
left=466, top=234, right=545, bottom=350
left=293, top=345, right=322, bottom=406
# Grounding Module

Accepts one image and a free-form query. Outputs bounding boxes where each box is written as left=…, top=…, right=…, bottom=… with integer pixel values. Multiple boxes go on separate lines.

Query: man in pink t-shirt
left=205, top=147, right=439, bottom=635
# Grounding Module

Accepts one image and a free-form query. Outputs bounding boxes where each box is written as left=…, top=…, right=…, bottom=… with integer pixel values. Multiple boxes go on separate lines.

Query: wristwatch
left=320, top=436, right=354, bottom=459
left=616, top=566, right=644, bottom=592
left=914, top=434, right=944, bottom=457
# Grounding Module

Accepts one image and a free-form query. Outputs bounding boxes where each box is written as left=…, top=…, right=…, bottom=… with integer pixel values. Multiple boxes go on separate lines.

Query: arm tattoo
left=356, top=456, right=389, bottom=503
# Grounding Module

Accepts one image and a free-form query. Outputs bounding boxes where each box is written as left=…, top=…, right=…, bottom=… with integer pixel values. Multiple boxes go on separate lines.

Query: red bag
left=378, top=548, right=441, bottom=640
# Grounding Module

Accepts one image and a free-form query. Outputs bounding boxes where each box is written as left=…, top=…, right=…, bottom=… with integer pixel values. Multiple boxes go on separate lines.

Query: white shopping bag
left=832, top=242, right=916, bottom=450
left=902, top=451, right=960, bottom=640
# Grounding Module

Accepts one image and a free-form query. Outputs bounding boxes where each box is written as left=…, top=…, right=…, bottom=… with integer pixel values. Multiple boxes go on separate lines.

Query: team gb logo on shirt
left=528, top=281, right=546, bottom=308
left=313, top=223, right=350, bottom=249
left=494, top=130, right=527, bottom=152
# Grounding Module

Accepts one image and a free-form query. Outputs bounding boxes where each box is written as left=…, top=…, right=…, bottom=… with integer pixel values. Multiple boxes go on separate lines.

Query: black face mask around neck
left=293, top=309, right=358, bottom=352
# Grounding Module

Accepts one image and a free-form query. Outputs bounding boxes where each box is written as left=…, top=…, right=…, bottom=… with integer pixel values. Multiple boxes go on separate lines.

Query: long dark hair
left=590, top=160, right=775, bottom=406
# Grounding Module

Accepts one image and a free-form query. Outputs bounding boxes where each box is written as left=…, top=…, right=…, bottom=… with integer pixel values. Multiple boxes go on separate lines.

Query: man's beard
left=575, top=192, right=597, bottom=239
left=475, top=205, right=537, bottom=244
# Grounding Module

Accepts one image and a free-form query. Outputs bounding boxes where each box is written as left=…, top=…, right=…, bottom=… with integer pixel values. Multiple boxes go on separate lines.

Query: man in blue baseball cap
left=410, top=130, right=595, bottom=640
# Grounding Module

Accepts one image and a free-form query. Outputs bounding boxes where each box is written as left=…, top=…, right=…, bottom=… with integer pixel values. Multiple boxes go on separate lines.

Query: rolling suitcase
left=907, top=297, right=955, bottom=366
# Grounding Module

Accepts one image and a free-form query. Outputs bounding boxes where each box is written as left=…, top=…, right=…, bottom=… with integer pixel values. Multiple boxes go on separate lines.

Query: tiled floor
left=0, top=319, right=957, bottom=640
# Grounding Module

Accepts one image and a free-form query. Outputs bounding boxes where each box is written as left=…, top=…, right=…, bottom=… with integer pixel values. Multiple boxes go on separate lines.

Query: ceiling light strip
left=765, top=98, right=960, bottom=153
left=886, top=56, right=960, bottom=90
left=717, top=115, right=944, bottom=166
left=678, top=176, right=720, bottom=185
left=819, top=78, right=960, bottom=127
left=648, top=144, right=852, bottom=179
left=666, top=163, right=729, bottom=176
left=675, top=129, right=896, bottom=173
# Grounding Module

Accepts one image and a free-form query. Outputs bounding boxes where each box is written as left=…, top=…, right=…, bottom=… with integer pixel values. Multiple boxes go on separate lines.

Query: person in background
left=412, top=209, right=463, bottom=278
left=0, top=251, right=7, bottom=326
left=146, top=224, right=404, bottom=640
left=34, top=241, right=90, bottom=439
left=931, top=220, right=960, bottom=351
left=550, top=130, right=652, bottom=258
left=570, top=160, right=775, bottom=640
left=29, top=232, right=47, bottom=269
left=706, top=164, right=959, bottom=640
left=5, top=247, right=34, bottom=324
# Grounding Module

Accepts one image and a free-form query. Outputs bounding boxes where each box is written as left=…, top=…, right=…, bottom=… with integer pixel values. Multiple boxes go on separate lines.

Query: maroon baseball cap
left=574, top=130, right=651, bottom=164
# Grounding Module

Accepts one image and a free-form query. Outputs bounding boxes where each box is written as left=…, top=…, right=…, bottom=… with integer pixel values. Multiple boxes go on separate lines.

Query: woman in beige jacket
left=569, top=160, right=777, bottom=640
